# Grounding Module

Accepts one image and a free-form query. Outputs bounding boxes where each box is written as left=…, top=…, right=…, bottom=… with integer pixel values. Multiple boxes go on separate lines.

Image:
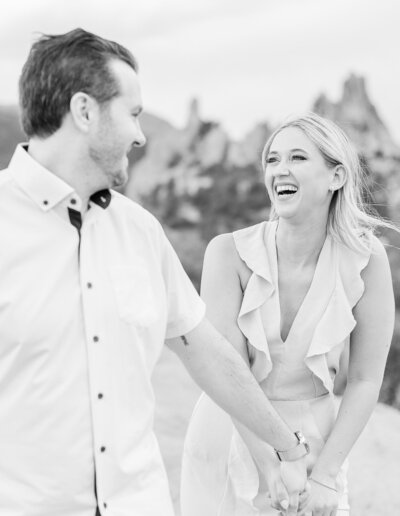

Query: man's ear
left=69, top=92, right=97, bottom=133
left=331, top=164, right=346, bottom=192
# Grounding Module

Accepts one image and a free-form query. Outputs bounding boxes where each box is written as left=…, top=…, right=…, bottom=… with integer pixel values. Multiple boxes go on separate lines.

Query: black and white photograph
left=0, top=1, right=399, bottom=515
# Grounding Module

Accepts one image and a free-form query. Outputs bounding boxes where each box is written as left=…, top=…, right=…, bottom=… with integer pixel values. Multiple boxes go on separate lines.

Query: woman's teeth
left=275, top=184, right=298, bottom=198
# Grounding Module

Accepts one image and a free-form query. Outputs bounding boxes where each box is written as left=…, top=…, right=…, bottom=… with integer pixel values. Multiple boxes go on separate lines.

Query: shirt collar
left=90, top=189, right=112, bottom=209
left=9, top=144, right=75, bottom=211
left=9, top=144, right=112, bottom=211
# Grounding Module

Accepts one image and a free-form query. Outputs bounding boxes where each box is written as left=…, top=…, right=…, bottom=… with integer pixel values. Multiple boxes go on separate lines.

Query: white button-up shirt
left=0, top=145, right=205, bottom=516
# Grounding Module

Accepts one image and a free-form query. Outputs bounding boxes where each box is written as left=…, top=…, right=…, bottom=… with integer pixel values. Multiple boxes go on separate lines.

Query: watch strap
left=275, top=431, right=310, bottom=462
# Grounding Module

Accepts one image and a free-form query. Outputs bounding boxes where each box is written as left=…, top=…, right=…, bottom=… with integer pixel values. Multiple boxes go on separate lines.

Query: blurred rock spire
left=313, top=74, right=398, bottom=157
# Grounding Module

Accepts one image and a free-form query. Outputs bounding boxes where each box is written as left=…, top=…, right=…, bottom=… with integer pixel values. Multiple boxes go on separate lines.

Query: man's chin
left=110, top=167, right=128, bottom=189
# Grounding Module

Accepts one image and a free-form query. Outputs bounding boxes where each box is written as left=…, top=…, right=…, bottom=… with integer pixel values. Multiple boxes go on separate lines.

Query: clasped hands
left=265, top=458, right=340, bottom=515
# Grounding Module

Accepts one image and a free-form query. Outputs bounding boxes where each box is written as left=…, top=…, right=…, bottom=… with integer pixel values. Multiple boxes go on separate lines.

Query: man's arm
left=167, top=316, right=300, bottom=451
left=166, top=233, right=308, bottom=514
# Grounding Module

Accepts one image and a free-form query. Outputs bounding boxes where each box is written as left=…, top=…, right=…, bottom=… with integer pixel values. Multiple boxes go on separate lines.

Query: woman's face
left=264, top=126, right=335, bottom=222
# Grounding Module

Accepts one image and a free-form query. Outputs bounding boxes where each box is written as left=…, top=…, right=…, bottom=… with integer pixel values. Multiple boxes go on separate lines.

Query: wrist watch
left=275, top=431, right=310, bottom=462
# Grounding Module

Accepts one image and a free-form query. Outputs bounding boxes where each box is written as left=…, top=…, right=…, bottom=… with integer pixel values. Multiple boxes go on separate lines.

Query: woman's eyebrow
left=290, top=148, right=308, bottom=153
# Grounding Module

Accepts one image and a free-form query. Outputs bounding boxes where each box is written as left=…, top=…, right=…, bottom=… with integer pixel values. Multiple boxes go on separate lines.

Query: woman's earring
left=329, top=186, right=335, bottom=193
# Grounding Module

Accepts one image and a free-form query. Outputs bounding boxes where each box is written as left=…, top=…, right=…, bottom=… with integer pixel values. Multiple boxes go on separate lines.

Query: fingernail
left=280, top=499, right=289, bottom=510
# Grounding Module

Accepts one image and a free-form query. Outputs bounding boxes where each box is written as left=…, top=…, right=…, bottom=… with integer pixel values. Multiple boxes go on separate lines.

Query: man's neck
left=27, top=134, right=101, bottom=210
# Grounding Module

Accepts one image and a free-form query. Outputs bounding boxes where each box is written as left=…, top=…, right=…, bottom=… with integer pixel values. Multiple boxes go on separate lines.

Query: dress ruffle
left=233, top=222, right=274, bottom=383
left=233, top=221, right=371, bottom=391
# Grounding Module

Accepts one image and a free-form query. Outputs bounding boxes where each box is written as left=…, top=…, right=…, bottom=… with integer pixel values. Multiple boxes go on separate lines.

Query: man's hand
left=264, top=456, right=309, bottom=515
left=279, top=459, right=309, bottom=515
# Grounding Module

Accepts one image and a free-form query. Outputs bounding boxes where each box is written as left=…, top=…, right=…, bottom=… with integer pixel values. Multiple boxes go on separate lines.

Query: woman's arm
left=307, top=238, right=395, bottom=510
left=200, top=233, right=308, bottom=514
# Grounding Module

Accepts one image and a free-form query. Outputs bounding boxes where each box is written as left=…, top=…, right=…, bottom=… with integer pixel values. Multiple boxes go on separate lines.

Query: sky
left=1, top=0, right=399, bottom=141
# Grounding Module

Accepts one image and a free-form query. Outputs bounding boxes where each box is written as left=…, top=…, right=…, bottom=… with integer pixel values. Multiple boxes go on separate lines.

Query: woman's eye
left=266, top=156, right=278, bottom=164
left=292, top=155, right=306, bottom=161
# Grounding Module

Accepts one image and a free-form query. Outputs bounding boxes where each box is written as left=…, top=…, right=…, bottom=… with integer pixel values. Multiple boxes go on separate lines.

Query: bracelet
left=309, top=477, right=338, bottom=492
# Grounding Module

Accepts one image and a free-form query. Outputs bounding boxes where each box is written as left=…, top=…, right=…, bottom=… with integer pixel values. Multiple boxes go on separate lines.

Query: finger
left=297, top=482, right=311, bottom=514
left=303, top=480, right=311, bottom=496
left=297, top=497, right=311, bottom=516
left=273, top=479, right=290, bottom=512
left=279, top=498, right=289, bottom=511
left=297, top=508, right=309, bottom=516
left=325, top=503, right=338, bottom=516
left=286, top=492, right=299, bottom=516
left=268, top=492, right=280, bottom=510
left=298, top=488, right=311, bottom=510
left=270, top=495, right=288, bottom=512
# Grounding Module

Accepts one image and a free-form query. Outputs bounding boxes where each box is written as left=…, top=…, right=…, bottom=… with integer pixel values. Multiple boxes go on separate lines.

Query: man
left=0, top=29, right=308, bottom=516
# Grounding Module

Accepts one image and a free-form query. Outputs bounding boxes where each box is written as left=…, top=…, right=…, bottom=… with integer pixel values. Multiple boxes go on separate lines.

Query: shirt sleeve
left=157, top=227, right=206, bottom=339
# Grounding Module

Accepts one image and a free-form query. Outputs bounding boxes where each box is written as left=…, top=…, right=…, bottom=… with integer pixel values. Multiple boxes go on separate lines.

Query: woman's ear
left=69, top=92, right=97, bottom=133
left=330, top=164, right=346, bottom=192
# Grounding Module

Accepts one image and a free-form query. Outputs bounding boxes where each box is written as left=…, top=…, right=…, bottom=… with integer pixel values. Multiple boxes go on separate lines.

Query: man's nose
left=133, top=124, right=146, bottom=148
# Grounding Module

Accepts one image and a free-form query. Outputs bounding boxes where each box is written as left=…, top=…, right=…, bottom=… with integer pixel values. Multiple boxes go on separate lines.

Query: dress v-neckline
left=270, top=224, right=329, bottom=345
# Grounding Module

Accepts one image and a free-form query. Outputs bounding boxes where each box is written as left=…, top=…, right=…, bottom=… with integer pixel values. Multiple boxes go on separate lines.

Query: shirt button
left=103, top=502, right=107, bottom=509
left=70, top=198, right=77, bottom=205
left=93, top=336, right=99, bottom=342
left=100, top=446, right=106, bottom=453
left=87, top=282, right=93, bottom=289
left=43, top=200, right=48, bottom=206
left=98, top=393, right=104, bottom=399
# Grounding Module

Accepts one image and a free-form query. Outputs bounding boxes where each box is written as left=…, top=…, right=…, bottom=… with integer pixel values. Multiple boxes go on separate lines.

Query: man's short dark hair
left=19, top=28, right=138, bottom=138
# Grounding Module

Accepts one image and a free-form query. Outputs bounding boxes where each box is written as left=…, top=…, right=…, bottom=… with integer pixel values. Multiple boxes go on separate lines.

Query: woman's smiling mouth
left=275, top=184, right=298, bottom=199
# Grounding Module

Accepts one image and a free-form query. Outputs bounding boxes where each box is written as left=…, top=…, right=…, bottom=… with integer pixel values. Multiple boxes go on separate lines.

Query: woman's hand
left=298, top=477, right=339, bottom=516
left=264, top=457, right=310, bottom=515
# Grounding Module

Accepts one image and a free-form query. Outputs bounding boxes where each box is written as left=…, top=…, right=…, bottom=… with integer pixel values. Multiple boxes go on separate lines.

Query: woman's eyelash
left=266, top=155, right=306, bottom=164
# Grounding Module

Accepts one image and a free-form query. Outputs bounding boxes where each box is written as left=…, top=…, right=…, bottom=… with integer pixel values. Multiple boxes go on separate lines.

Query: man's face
left=89, top=59, right=146, bottom=189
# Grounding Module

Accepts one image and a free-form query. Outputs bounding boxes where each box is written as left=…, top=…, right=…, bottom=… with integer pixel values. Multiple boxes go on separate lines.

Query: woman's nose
left=272, top=160, right=290, bottom=177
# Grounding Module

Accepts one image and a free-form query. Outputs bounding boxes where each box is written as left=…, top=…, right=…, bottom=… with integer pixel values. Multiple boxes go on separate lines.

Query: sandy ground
left=153, top=347, right=400, bottom=516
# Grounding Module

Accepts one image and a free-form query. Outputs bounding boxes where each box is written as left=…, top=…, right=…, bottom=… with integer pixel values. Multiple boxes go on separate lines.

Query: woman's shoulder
left=205, top=232, right=238, bottom=265
left=205, top=222, right=272, bottom=289
left=336, top=233, right=392, bottom=308
left=337, top=233, right=388, bottom=274
left=206, top=221, right=272, bottom=260
left=361, top=234, right=392, bottom=284
left=204, top=233, right=251, bottom=291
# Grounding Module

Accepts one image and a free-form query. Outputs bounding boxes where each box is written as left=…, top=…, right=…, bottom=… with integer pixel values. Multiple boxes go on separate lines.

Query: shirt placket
left=78, top=211, right=110, bottom=514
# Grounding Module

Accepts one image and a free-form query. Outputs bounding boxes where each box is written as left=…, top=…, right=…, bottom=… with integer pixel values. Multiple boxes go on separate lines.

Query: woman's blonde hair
left=261, top=112, right=395, bottom=253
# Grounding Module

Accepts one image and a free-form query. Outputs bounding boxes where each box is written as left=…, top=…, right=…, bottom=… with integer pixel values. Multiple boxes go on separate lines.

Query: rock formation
left=313, top=74, right=399, bottom=158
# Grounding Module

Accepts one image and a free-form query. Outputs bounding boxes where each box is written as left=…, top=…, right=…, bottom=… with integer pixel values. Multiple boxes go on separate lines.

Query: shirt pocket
left=109, top=264, right=157, bottom=327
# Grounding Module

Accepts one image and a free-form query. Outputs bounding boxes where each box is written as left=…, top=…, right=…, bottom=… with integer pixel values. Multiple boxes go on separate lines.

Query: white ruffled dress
left=181, top=221, right=371, bottom=516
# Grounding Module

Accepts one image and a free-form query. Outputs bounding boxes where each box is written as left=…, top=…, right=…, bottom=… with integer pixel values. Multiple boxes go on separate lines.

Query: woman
left=180, top=113, right=395, bottom=515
